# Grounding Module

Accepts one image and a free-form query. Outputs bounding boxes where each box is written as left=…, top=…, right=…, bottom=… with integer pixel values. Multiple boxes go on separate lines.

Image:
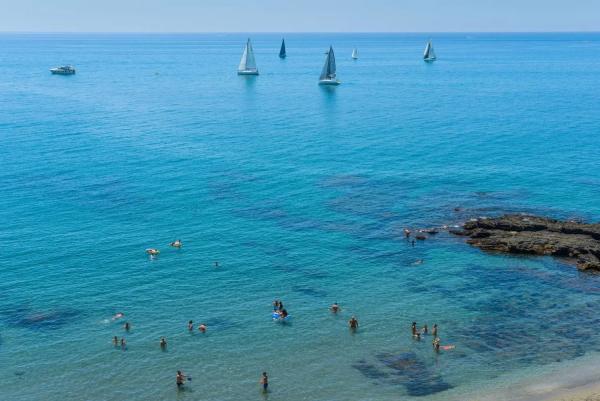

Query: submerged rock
left=454, top=214, right=600, bottom=271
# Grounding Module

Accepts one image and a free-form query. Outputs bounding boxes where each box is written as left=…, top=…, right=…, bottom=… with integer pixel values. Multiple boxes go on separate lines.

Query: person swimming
left=188, top=320, right=194, bottom=331
left=160, top=337, right=167, bottom=349
left=280, top=309, right=288, bottom=319
left=411, top=322, right=417, bottom=336
left=432, top=324, right=438, bottom=337
left=120, top=338, right=126, bottom=349
left=349, top=316, right=359, bottom=330
left=124, top=322, right=130, bottom=331
left=422, top=324, right=428, bottom=334
left=260, top=372, right=268, bottom=393
left=214, top=261, right=219, bottom=267
left=330, top=302, right=340, bottom=313
left=404, top=228, right=411, bottom=238
left=176, top=370, right=186, bottom=389
left=170, top=239, right=182, bottom=248
left=433, top=337, right=440, bottom=352
left=112, top=336, right=118, bottom=346
left=198, top=323, right=207, bottom=333
left=145, top=248, right=160, bottom=256
left=112, top=312, right=125, bottom=320
left=272, top=300, right=280, bottom=311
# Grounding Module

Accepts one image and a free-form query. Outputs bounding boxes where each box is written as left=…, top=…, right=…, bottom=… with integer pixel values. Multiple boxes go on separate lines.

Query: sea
left=1, top=33, right=599, bottom=401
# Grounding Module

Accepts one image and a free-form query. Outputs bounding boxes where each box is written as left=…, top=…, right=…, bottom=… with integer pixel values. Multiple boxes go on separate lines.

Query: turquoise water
left=1, top=33, right=600, bottom=401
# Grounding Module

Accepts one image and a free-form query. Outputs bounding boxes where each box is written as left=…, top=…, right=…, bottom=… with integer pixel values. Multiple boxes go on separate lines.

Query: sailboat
left=318, top=46, right=340, bottom=86
left=238, top=38, right=259, bottom=75
left=423, top=40, right=436, bottom=62
left=351, top=48, right=358, bottom=60
left=279, top=39, right=286, bottom=58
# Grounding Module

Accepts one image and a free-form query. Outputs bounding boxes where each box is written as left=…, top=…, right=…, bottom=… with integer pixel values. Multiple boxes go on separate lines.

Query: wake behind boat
left=50, top=65, right=76, bottom=75
left=318, top=46, right=340, bottom=86
left=423, top=40, right=436, bottom=62
left=238, top=38, right=259, bottom=75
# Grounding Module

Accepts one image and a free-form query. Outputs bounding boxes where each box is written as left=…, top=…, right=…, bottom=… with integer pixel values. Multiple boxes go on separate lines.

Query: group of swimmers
left=272, top=300, right=289, bottom=320
left=411, top=321, right=453, bottom=351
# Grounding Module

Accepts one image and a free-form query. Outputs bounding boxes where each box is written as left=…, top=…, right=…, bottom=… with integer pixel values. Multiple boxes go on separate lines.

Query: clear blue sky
left=1, top=0, right=598, bottom=33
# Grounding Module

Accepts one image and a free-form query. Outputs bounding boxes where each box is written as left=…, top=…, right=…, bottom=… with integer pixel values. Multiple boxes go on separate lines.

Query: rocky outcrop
left=452, top=214, right=600, bottom=271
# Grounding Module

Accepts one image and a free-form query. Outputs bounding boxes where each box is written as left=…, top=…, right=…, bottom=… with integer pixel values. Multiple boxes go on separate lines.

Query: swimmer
left=124, top=322, right=130, bottom=331
left=145, top=248, right=160, bottom=256
left=330, top=302, right=340, bottom=313
left=422, top=324, right=428, bottom=334
left=260, top=372, right=268, bottom=393
left=170, top=239, right=182, bottom=248
left=404, top=228, right=411, bottom=238
left=272, top=300, right=279, bottom=311
left=433, top=337, right=440, bottom=352
left=280, top=309, right=288, bottom=319
left=176, top=370, right=186, bottom=389
left=432, top=324, right=438, bottom=337
left=112, top=312, right=125, bottom=320
left=349, top=316, right=359, bottom=330
left=120, top=338, right=126, bottom=349
left=411, top=259, right=424, bottom=266
left=214, top=261, right=219, bottom=267
left=411, top=322, right=417, bottom=336
left=160, top=337, right=167, bottom=349
left=112, top=336, right=118, bottom=345
left=198, top=323, right=207, bottom=333
left=278, top=302, right=284, bottom=311
left=188, top=320, right=194, bottom=331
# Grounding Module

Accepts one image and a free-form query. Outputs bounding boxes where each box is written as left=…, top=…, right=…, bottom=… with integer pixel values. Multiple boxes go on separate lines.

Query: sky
left=0, top=0, right=598, bottom=33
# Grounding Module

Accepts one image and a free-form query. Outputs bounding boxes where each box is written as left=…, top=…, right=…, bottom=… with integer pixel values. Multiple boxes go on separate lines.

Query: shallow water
left=0, top=33, right=600, bottom=400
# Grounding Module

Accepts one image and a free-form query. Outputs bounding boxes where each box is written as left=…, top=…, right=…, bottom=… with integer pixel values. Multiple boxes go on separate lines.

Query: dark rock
left=453, top=215, right=600, bottom=271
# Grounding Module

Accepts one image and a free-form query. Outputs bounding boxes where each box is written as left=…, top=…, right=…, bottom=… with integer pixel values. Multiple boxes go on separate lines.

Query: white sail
left=238, top=38, right=258, bottom=74
left=424, top=41, right=436, bottom=60
left=320, top=46, right=337, bottom=81
left=351, top=48, right=358, bottom=59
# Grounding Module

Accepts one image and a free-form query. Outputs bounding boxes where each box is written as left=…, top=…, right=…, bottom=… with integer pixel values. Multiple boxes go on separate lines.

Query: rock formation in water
left=451, top=214, right=600, bottom=271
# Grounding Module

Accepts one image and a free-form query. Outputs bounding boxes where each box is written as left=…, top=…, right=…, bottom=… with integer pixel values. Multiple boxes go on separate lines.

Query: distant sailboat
left=279, top=39, right=286, bottom=58
left=423, top=40, right=436, bottom=62
left=238, top=38, right=259, bottom=75
left=318, top=46, right=340, bottom=86
left=351, top=48, right=358, bottom=60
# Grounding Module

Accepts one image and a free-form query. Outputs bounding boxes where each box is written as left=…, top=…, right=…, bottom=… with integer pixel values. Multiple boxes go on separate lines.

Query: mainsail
left=319, top=46, right=337, bottom=81
left=239, top=38, right=258, bottom=72
left=424, top=41, right=436, bottom=60
left=352, top=48, right=358, bottom=59
left=279, top=39, right=286, bottom=58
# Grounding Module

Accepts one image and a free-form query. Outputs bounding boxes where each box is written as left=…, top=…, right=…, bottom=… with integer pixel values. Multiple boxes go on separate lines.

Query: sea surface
left=1, top=33, right=600, bottom=401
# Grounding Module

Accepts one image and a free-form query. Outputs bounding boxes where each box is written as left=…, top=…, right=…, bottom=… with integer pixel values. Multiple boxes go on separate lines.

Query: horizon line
left=1, top=30, right=599, bottom=35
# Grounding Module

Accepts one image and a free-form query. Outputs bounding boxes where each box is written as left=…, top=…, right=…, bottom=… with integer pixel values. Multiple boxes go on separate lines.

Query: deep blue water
left=1, top=33, right=600, bottom=401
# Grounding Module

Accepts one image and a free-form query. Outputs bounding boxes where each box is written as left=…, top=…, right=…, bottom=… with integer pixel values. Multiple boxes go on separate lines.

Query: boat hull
left=318, top=79, right=340, bottom=86
left=237, top=70, right=259, bottom=75
left=424, top=58, right=436, bottom=63
left=50, top=69, right=76, bottom=75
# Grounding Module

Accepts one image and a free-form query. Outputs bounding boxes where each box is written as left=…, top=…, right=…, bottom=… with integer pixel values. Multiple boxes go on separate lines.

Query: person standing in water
left=188, top=320, right=194, bottom=331
left=433, top=337, right=441, bottom=352
left=411, top=322, right=417, bottom=336
left=120, top=338, right=126, bottom=349
left=260, top=372, right=268, bottom=393
left=112, top=336, right=118, bottom=346
left=349, top=316, right=359, bottom=330
left=432, top=324, right=438, bottom=337
left=176, top=370, right=187, bottom=389
left=124, top=322, right=130, bottom=331
left=198, top=323, right=207, bottom=333
left=330, top=302, right=340, bottom=313
left=160, top=337, right=167, bottom=349
left=422, top=324, right=428, bottom=334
